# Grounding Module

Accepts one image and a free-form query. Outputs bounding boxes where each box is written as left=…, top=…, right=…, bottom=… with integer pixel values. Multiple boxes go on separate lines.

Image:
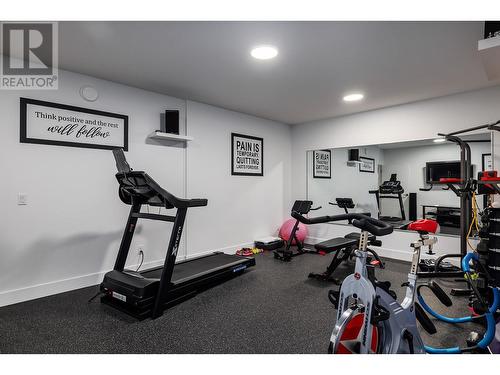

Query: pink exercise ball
left=279, top=218, right=308, bottom=244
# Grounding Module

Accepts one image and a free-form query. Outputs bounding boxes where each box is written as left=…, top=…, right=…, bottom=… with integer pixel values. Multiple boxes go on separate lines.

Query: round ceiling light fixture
left=250, top=45, right=279, bottom=60
left=343, top=93, right=364, bottom=102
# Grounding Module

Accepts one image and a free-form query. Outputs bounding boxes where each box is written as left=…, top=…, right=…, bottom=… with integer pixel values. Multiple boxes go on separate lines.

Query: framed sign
left=313, top=150, right=331, bottom=178
left=231, top=133, right=264, bottom=176
left=359, top=157, right=375, bottom=173
left=20, top=97, right=128, bottom=151
left=482, top=153, right=493, bottom=171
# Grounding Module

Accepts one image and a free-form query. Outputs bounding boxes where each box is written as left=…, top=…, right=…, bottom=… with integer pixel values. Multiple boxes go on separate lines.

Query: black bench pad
left=314, top=237, right=357, bottom=253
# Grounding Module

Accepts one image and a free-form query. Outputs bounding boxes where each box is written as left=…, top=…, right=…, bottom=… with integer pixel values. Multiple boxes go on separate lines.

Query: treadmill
left=100, top=149, right=255, bottom=319
left=369, top=173, right=407, bottom=224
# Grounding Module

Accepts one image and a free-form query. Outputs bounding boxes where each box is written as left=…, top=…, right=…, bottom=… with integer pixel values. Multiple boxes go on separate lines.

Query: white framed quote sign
left=231, top=133, right=264, bottom=176
left=20, top=98, right=128, bottom=150
left=313, top=149, right=331, bottom=178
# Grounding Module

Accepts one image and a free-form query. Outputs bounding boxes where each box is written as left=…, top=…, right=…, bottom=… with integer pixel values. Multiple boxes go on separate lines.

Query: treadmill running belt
left=141, top=253, right=251, bottom=285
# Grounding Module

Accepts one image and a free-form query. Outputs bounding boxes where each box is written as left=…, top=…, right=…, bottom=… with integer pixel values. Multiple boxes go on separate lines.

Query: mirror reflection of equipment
left=369, top=173, right=407, bottom=223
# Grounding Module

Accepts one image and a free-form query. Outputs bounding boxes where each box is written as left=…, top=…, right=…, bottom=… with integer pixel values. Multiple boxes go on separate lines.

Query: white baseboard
left=0, top=242, right=253, bottom=308
left=0, top=259, right=162, bottom=308
left=183, top=242, right=254, bottom=259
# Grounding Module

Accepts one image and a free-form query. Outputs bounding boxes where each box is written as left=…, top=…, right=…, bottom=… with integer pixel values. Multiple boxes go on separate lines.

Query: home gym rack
left=417, top=119, right=500, bottom=280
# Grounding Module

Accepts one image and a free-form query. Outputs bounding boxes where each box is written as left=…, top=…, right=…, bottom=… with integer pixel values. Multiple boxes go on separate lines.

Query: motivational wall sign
left=20, top=98, right=129, bottom=151
left=231, top=133, right=264, bottom=176
left=359, top=156, right=375, bottom=173
left=313, top=149, right=331, bottom=178
left=483, top=153, right=493, bottom=171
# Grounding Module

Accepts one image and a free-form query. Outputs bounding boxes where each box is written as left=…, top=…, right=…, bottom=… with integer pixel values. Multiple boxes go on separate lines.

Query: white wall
left=292, top=85, right=500, bottom=261
left=185, top=101, right=291, bottom=256
left=0, top=68, right=291, bottom=307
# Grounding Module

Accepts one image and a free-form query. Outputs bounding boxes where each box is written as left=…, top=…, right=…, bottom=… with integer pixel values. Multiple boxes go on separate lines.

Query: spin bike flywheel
left=330, top=308, right=379, bottom=354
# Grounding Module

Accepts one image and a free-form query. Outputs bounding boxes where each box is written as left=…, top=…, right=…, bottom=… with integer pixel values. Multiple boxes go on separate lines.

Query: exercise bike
left=328, top=219, right=450, bottom=354
left=274, top=200, right=321, bottom=262
left=290, top=210, right=429, bottom=352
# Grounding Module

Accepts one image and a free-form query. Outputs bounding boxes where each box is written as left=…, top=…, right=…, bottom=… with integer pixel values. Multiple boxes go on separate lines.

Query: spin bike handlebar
left=291, top=211, right=393, bottom=237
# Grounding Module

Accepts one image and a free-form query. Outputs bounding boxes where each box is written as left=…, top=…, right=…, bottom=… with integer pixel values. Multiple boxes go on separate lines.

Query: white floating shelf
left=148, top=131, right=193, bottom=142
left=478, top=36, right=500, bottom=81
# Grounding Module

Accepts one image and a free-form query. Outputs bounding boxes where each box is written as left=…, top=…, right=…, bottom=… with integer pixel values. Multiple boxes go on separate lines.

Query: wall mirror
left=306, top=133, right=492, bottom=237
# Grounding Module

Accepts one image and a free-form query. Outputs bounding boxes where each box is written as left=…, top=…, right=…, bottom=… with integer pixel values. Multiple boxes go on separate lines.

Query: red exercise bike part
left=439, top=177, right=462, bottom=183
left=334, top=313, right=379, bottom=354
left=407, top=219, right=439, bottom=234
left=480, top=170, right=498, bottom=179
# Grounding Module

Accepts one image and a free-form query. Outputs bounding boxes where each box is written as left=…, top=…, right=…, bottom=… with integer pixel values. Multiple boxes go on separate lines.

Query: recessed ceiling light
left=433, top=138, right=446, bottom=143
left=250, top=45, right=278, bottom=60
left=343, top=93, right=364, bottom=102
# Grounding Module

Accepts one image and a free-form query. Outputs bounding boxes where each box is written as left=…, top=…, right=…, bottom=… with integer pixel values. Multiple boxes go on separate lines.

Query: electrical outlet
left=18, top=193, right=28, bottom=205
left=137, top=244, right=145, bottom=256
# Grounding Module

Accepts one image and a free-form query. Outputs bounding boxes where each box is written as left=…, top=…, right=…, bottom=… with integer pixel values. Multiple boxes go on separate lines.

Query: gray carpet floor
left=0, top=250, right=482, bottom=353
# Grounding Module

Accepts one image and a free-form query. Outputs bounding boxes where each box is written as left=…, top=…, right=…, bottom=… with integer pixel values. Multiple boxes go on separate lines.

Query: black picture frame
left=482, top=153, right=492, bottom=171
left=312, top=149, right=332, bottom=179
left=20, top=97, right=129, bottom=151
left=359, top=156, right=375, bottom=173
left=231, top=132, right=264, bottom=176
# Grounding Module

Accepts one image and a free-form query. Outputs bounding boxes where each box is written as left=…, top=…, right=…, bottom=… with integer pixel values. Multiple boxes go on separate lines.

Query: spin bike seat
left=407, top=219, right=439, bottom=234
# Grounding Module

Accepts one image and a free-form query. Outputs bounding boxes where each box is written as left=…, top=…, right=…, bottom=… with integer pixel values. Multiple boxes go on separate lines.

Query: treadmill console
left=379, top=174, right=404, bottom=194
left=113, top=148, right=132, bottom=173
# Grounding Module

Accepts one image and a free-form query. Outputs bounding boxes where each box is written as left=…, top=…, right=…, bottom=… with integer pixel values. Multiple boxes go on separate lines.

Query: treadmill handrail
left=117, top=171, right=208, bottom=208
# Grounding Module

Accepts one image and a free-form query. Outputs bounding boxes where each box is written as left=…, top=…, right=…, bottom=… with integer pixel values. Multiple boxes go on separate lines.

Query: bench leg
left=308, top=246, right=354, bottom=283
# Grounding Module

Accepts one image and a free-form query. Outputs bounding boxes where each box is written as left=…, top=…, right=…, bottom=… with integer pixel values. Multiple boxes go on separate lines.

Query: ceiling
left=58, top=21, right=498, bottom=124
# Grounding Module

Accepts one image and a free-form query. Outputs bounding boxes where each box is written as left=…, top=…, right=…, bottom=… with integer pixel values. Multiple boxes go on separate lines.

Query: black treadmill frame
left=101, top=150, right=255, bottom=319
left=102, top=252, right=254, bottom=319
left=108, top=197, right=189, bottom=318
left=369, top=175, right=406, bottom=222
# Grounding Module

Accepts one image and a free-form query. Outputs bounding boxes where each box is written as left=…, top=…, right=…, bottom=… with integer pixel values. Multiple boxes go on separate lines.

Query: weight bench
left=314, top=236, right=358, bottom=255
left=309, top=232, right=384, bottom=284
